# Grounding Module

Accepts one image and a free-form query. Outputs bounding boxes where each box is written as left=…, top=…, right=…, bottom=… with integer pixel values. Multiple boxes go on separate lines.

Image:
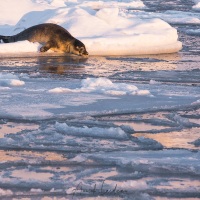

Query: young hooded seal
left=0, top=23, right=88, bottom=56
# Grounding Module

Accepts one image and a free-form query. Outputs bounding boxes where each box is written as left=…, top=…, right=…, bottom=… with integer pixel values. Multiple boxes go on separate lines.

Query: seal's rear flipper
left=40, top=41, right=56, bottom=52
left=0, top=35, right=10, bottom=43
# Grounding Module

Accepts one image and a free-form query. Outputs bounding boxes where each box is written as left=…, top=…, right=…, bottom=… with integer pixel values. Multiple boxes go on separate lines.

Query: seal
left=0, top=23, right=88, bottom=56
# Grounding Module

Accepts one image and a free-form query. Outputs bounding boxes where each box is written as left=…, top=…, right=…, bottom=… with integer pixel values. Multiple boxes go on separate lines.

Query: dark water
left=143, top=0, right=195, bottom=11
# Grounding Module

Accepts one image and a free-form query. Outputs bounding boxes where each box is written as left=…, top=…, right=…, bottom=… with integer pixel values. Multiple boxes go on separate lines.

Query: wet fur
left=0, top=23, right=88, bottom=56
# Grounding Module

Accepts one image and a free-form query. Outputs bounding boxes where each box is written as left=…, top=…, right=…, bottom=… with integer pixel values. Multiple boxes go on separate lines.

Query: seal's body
left=0, top=23, right=88, bottom=56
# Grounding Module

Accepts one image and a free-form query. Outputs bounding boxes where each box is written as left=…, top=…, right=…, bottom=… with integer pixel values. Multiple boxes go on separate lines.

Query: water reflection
left=135, top=127, right=200, bottom=149
left=12, top=169, right=53, bottom=182
left=1, top=52, right=200, bottom=78
left=0, top=150, right=66, bottom=163
left=0, top=122, right=39, bottom=138
left=38, top=55, right=88, bottom=74
left=0, top=53, right=88, bottom=75
left=114, top=121, right=167, bottom=132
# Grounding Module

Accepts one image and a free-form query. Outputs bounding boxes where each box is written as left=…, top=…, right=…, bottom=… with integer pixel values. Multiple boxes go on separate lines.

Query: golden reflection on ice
left=135, top=127, right=200, bottom=149
left=0, top=150, right=66, bottom=163
left=12, top=169, right=53, bottom=181
left=115, top=121, right=167, bottom=132
left=0, top=122, right=39, bottom=138
left=0, top=150, right=20, bottom=162
left=89, top=168, right=118, bottom=180
left=156, top=178, right=200, bottom=190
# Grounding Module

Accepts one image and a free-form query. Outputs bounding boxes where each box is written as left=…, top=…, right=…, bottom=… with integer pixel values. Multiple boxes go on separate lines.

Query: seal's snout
left=77, top=47, right=88, bottom=56
left=73, top=39, right=88, bottom=56
left=79, top=51, right=89, bottom=57
left=83, top=50, right=88, bottom=56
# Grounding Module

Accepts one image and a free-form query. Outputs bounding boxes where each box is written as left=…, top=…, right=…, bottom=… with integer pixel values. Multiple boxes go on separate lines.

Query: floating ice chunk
left=137, top=137, right=163, bottom=150
left=0, top=86, right=10, bottom=90
left=30, top=188, right=43, bottom=193
left=81, top=77, right=151, bottom=96
left=0, top=73, right=25, bottom=87
left=192, top=0, right=200, bottom=9
left=171, top=113, right=194, bottom=127
left=55, top=122, right=129, bottom=139
left=0, top=188, right=13, bottom=196
left=10, top=79, right=25, bottom=86
left=192, top=99, right=200, bottom=105
left=48, top=87, right=73, bottom=93
left=116, top=180, right=148, bottom=190
left=49, top=77, right=151, bottom=96
left=149, top=79, right=161, bottom=85
left=190, top=138, right=200, bottom=147
left=186, top=29, right=200, bottom=36
left=70, top=154, right=88, bottom=162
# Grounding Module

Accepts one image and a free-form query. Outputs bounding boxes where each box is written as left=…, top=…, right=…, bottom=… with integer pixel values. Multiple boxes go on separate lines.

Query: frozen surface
left=0, top=0, right=182, bottom=55
left=49, top=77, right=151, bottom=96
left=0, top=0, right=200, bottom=200
left=193, top=0, right=200, bottom=9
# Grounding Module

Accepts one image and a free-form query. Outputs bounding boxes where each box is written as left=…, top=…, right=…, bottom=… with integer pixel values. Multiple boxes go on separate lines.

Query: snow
left=0, top=73, right=25, bottom=86
left=49, top=77, right=151, bottom=96
left=193, top=0, right=200, bottom=10
left=149, top=79, right=161, bottom=85
left=65, top=0, right=145, bottom=10
left=0, top=0, right=51, bottom=25
left=30, top=188, right=43, bottom=193
left=0, top=188, right=13, bottom=196
left=0, top=0, right=182, bottom=55
left=0, top=41, right=40, bottom=53
left=55, top=122, right=129, bottom=139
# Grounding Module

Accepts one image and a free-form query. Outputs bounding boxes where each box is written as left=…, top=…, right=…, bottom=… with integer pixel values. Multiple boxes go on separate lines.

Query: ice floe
left=192, top=0, right=200, bottom=10
left=0, top=73, right=25, bottom=87
left=49, top=77, right=151, bottom=96
left=0, top=72, right=199, bottom=119
left=190, top=138, right=200, bottom=147
left=55, top=122, right=129, bottom=139
left=0, top=121, right=163, bottom=152
left=0, top=0, right=182, bottom=55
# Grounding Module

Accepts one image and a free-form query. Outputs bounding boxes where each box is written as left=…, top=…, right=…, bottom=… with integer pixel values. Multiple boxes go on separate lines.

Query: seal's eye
left=79, top=47, right=84, bottom=52
left=75, top=45, right=88, bottom=56
left=76, top=46, right=83, bottom=55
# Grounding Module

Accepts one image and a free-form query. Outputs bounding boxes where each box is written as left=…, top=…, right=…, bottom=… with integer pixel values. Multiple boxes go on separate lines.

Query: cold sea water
left=0, top=0, right=200, bottom=199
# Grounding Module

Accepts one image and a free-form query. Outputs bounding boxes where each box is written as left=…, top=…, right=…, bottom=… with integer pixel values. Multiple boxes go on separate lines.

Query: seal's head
left=71, top=39, right=88, bottom=56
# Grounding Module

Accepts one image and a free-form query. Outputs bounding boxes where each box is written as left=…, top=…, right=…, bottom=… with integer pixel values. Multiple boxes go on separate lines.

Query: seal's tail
left=0, top=35, right=10, bottom=43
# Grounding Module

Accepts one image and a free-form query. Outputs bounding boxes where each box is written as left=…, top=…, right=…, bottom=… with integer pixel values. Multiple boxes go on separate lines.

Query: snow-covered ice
left=49, top=77, right=151, bottom=96
left=0, top=73, right=25, bottom=86
left=193, top=0, right=200, bottom=10
left=0, top=0, right=182, bottom=55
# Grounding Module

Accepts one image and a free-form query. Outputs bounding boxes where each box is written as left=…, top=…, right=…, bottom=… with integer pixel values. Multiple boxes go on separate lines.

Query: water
left=0, top=0, right=200, bottom=199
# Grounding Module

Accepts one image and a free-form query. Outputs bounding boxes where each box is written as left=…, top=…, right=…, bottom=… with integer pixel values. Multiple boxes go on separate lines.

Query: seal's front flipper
left=0, top=35, right=10, bottom=43
left=40, top=45, right=50, bottom=52
left=40, top=41, right=55, bottom=52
